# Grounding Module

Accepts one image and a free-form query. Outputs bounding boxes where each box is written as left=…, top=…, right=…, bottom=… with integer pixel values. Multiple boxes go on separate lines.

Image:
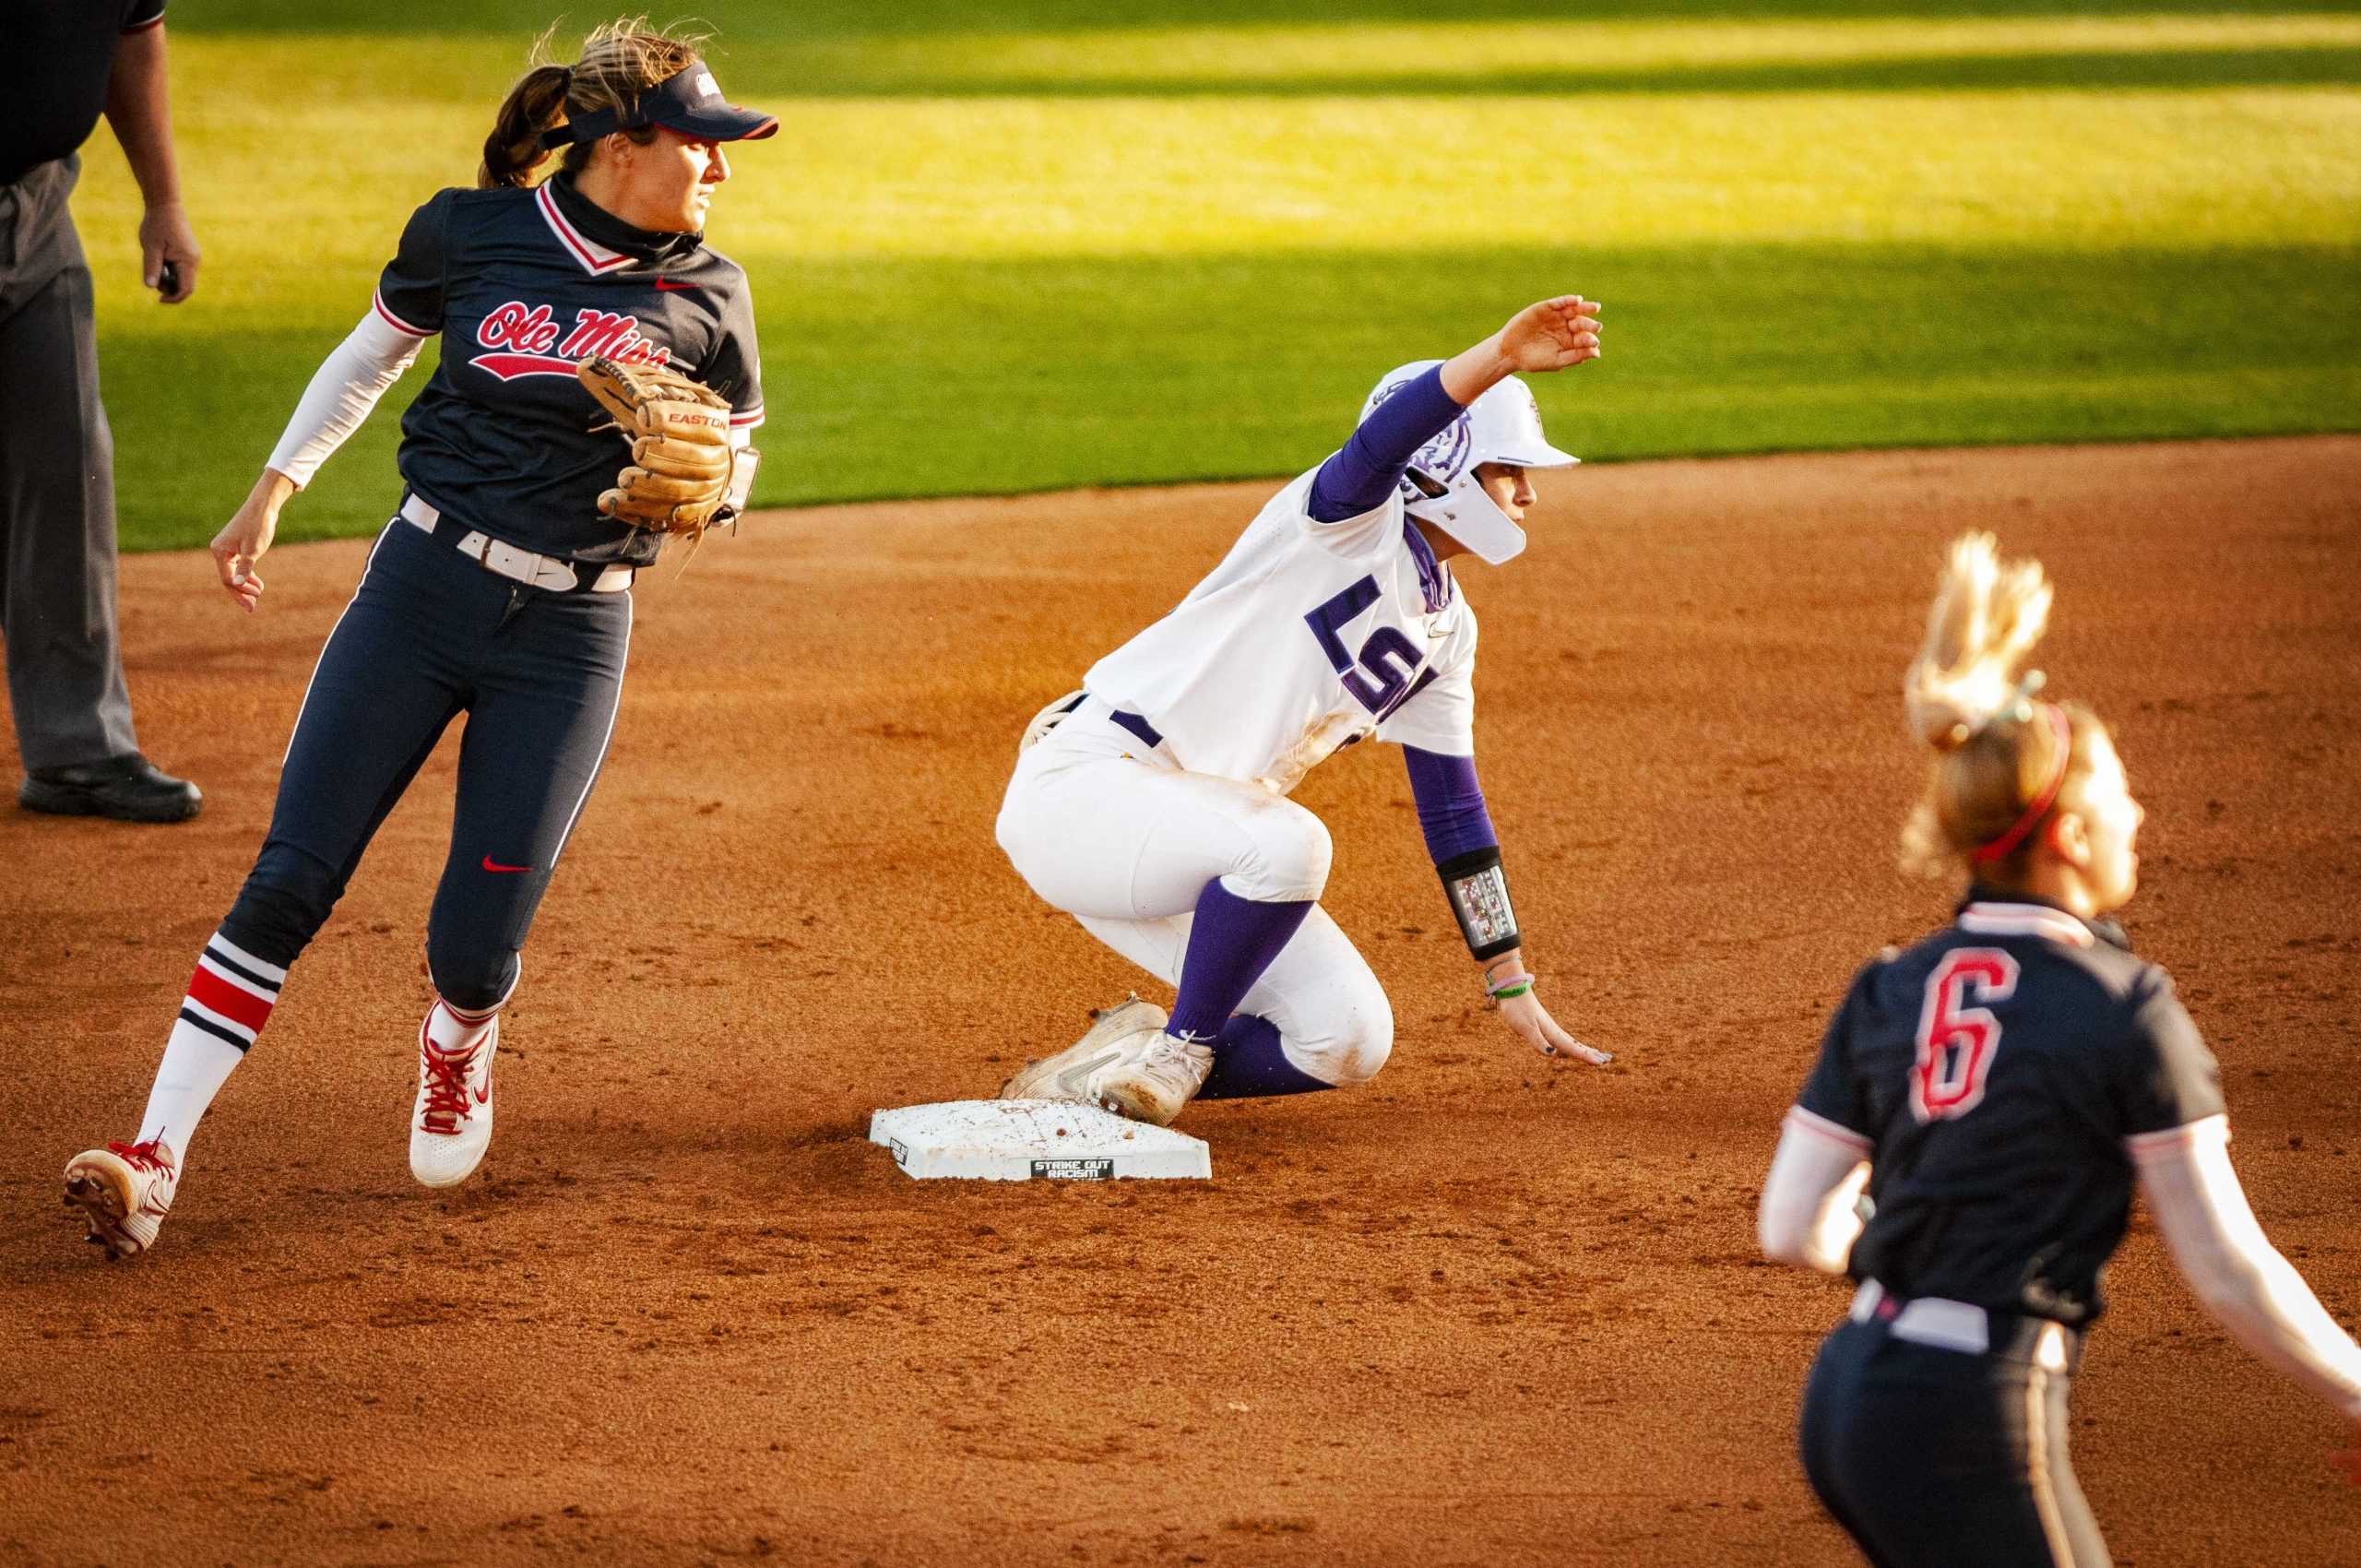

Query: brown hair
left=1898, top=533, right=2109, bottom=882
left=479, top=17, right=711, bottom=189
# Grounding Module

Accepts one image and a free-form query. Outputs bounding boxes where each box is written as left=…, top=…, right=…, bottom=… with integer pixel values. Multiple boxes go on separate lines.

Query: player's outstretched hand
left=210, top=473, right=293, bottom=612
left=1497, top=988, right=1613, bottom=1066
left=1493, top=295, right=1602, bottom=375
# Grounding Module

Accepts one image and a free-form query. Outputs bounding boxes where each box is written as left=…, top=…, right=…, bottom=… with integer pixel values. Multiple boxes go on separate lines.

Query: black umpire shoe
left=19, top=754, right=203, bottom=824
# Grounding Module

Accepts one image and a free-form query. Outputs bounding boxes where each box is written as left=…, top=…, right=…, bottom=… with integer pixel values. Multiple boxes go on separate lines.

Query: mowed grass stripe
left=80, top=79, right=2361, bottom=286
left=66, top=16, right=2361, bottom=547
left=106, top=243, right=2359, bottom=551
left=702, top=17, right=2361, bottom=95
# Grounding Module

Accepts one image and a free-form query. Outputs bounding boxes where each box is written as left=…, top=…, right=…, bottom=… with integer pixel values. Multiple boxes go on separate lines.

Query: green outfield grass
left=69, top=3, right=2361, bottom=550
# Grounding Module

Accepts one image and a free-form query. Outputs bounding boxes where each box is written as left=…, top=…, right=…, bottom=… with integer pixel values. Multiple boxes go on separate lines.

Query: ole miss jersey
left=373, top=172, right=765, bottom=566
left=1083, top=468, right=1477, bottom=792
left=1792, top=891, right=2225, bottom=1326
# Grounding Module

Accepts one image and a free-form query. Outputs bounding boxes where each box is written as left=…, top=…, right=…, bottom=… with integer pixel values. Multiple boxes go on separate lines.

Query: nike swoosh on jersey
left=652, top=278, right=698, bottom=292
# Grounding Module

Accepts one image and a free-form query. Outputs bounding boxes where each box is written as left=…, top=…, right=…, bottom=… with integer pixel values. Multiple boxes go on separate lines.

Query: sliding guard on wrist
left=1438, top=847, right=1520, bottom=961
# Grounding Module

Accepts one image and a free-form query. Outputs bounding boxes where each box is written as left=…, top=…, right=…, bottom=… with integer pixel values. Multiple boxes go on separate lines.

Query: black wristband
left=1437, top=846, right=1520, bottom=961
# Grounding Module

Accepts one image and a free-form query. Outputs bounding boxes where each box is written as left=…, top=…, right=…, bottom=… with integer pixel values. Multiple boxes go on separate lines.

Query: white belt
left=399, top=493, right=633, bottom=594
left=1850, top=1280, right=2072, bottom=1370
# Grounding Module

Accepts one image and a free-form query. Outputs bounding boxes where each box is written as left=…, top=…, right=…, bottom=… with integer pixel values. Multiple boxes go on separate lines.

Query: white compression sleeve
left=1758, top=1110, right=1872, bottom=1275
left=265, top=310, right=429, bottom=489
left=2135, top=1114, right=2361, bottom=1417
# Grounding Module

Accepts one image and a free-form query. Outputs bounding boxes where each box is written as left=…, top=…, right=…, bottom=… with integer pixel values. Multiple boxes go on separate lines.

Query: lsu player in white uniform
left=995, top=294, right=1610, bottom=1125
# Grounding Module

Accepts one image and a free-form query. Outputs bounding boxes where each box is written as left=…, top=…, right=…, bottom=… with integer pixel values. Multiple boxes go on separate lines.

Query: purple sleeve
left=1403, top=745, right=1498, bottom=863
left=1307, top=365, right=1464, bottom=524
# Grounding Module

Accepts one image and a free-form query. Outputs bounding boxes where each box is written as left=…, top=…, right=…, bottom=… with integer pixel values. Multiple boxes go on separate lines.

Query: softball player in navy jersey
left=1758, top=535, right=2361, bottom=1565
left=994, top=296, right=1611, bottom=1127
left=64, top=20, right=772, bottom=1257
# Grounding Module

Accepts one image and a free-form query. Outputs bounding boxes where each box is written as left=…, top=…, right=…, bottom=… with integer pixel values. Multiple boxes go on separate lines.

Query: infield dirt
left=6, top=437, right=2358, bottom=1566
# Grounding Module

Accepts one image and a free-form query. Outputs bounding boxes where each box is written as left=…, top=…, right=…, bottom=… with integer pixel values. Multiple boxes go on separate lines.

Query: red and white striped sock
left=135, top=932, right=288, bottom=1157
left=426, top=996, right=498, bottom=1054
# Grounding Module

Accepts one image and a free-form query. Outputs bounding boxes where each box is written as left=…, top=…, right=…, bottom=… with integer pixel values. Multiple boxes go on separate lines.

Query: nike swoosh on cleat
left=1055, top=1051, right=1122, bottom=1098
left=481, top=856, right=533, bottom=873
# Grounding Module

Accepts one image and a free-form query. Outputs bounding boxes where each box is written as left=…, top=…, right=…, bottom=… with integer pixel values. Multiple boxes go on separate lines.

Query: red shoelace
left=418, top=1040, right=481, bottom=1134
left=105, top=1137, right=174, bottom=1176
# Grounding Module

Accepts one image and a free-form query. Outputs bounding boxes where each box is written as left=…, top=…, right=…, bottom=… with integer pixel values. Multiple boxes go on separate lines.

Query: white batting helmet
left=1359, top=361, right=1579, bottom=565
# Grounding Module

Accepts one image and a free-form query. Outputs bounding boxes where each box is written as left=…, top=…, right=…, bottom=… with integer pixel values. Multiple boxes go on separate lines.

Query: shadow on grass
left=749, top=47, right=2361, bottom=99
left=104, top=242, right=2360, bottom=552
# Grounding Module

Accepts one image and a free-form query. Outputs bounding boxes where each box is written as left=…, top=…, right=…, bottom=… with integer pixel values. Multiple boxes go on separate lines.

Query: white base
left=869, top=1099, right=1211, bottom=1182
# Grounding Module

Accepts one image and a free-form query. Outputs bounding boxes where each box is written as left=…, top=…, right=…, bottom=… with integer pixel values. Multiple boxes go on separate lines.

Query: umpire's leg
left=0, top=157, right=138, bottom=771
left=424, top=582, right=633, bottom=1014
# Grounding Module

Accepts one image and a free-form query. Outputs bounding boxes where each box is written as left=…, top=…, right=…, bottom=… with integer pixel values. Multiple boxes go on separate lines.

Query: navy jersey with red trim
left=1793, top=893, right=2225, bottom=1326
left=374, top=173, right=764, bottom=566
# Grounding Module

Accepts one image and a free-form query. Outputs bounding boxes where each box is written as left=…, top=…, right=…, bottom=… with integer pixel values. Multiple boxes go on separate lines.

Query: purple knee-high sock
left=1168, top=881, right=1311, bottom=1041
left=1197, top=1015, right=1332, bottom=1099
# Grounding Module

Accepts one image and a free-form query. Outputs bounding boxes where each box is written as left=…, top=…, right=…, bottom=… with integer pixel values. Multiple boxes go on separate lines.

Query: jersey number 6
left=1909, top=948, right=2021, bottom=1124
left=1306, top=576, right=1430, bottom=721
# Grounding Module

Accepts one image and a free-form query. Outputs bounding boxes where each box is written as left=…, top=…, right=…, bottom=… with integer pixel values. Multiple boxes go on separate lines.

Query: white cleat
left=1000, top=995, right=1213, bottom=1127
left=63, top=1138, right=180, bottom=1260
left=409, top=1007, right=497, bottom=1189
left=1094, top=1032, right=1215, bottom=1127
left=1000, top=994, right=1169, bottom=1102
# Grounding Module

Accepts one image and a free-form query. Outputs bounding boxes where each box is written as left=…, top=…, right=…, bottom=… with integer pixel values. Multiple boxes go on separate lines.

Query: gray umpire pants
left=0, top=153, right=139, bottom=773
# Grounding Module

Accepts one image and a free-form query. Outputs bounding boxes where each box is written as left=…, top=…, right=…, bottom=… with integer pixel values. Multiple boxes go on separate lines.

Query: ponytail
left=1897, top=533, right=2104, bottom=880
left=1902, top=530, right=2052, bottom=752
left=479, top=62, right=573, bottom=189
left=474, top=18, right=711, bottom=190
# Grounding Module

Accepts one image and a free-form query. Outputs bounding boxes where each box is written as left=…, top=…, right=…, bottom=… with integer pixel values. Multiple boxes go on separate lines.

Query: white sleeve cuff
left=2126, top=1111, right=2229, bottom=1166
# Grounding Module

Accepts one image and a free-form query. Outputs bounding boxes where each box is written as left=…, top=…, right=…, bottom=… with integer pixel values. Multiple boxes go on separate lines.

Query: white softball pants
left=994, top=698, right=1394, bottom=1087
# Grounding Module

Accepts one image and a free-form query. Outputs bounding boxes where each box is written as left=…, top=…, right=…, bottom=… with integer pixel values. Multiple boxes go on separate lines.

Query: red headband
left=1972, top=703, right=2073, bottom=863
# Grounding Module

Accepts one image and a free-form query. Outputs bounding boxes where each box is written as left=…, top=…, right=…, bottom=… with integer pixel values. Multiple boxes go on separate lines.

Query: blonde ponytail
left=1898, top=534, right=2104, bottom=880
left=1902, top=531, right=2053, bottom=751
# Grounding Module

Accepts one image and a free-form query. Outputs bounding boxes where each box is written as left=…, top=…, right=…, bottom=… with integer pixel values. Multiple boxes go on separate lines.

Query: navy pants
left=1800, top=1313, right=2108, bottom=1568
left=218, top=512, right=631, bottom=1013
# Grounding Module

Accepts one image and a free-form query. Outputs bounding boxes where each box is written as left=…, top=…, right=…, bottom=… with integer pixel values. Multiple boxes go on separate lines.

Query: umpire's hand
left=140, top=201, right=199, bottom=303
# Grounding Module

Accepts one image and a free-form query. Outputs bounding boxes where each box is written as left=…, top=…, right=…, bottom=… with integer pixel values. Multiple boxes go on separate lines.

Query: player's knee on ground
left=426, top=940, right=520, bottom=1017
left=1290, top=980, right=1394, bottom=1087
left=217, top=846, right=344, bottom=970
left=1221, top=798, right=1334, bottom=904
